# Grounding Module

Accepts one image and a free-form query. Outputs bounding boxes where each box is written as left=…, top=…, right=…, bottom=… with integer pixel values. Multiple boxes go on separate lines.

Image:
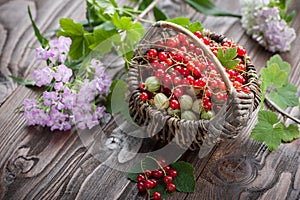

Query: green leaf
left=269, top=83, right=299, bottom=110
left=184, top=0, right=241, bottom=18
left=10, top=75, right=36, bottom=86
left=153, top=6, right=168, bottom=21
left=171, top=161, right=195, bottom=193
left=138, top=0, right=152, bottom=10
left=27, top=6, right=48, bottom=48
left=267, top=54, right=290, bottom=74
left=260, top=63, right=288, bottom=92
left=166, top=17, right=191, bottom=27
left=59, top=18, right=84, bottom=36
left=150, top=179, right=169, bottom=198
left=251, top=110, right=300, bottom=151
left=285, top=10, right=296, bottom=24
left=97, top=0, right=117, bottom=15
left=90, top=28, right=119, bottom=54
left=186, top=21, right=203, bottom=33
left=112, top=16, right=133, bottom=30
left=216, top=47, right=239, bottom=69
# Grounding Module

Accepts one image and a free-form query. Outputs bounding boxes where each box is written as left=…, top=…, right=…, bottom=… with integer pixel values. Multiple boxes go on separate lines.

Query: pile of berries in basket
left=138, top=31, right=249, bottom=121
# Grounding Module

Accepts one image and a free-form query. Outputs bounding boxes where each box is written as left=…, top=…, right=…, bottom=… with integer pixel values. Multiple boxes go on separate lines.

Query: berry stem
left=146, top=156, right=167, bottom=176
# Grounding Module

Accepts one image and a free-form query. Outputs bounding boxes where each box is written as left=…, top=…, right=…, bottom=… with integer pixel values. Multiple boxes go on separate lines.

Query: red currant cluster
left=138, top=30, right=250, bottom=120
left=136, top=159, right=177, bottom=200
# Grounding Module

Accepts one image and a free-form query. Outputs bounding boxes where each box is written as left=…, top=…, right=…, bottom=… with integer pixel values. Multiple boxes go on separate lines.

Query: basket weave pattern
left=127, top=22, right=261, bottom=150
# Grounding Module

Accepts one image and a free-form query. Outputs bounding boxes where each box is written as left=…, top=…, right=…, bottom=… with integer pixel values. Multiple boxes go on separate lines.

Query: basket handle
left=154, top=21, right=235, bottom=95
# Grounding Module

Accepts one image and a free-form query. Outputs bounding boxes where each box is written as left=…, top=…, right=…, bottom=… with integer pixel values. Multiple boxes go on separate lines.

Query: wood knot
left=215, top=156, right=255, bottom=184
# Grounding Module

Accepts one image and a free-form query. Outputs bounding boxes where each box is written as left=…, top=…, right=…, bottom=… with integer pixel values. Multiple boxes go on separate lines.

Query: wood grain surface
left=0, top=0, right=300, bottom=199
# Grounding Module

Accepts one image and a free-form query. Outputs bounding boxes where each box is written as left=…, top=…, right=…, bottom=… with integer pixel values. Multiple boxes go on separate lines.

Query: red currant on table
left=167, top=169, right=178, bottom=178
left=137, top=174, right=146, bottom=182
left=166, top=183, right=176, bottom=193
left=152, top=192, right=161, bottom=200
left=145, top=170, right=152, bottom=178
left=153, top=169, right=163, bottom=179
left=140, top=92, right=148, bottom=101
left=164, top=175, right=173, bottom=184
left=170, top=99, right=180, bottom=109
left=145, top=179, right=155, bottom=189
left=137, top=181, right=146, bottom=192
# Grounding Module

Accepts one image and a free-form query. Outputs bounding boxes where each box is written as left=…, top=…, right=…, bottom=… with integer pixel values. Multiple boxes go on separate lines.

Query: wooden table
left=1, top=0, right=300, bottom=199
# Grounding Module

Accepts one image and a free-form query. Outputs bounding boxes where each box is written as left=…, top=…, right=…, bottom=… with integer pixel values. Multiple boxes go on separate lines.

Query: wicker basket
left=127, top=21, right=261, bottom=150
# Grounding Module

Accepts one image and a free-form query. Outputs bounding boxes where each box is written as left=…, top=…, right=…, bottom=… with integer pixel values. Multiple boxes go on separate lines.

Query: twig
left=133, top=0, right=160, bottom=23
left=265, top=95, right=300, bottom=124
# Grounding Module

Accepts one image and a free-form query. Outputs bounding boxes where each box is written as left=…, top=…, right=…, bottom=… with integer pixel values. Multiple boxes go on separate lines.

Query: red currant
left=167, top=38, right=178, bottom=48
left=137, top=181, right=146, bottom=192
left=226, top=69, right=236, bottom=79
left=152, top=169, right=163, bottom=179
left=205, top=89, right=212, bottom=97
left=235, top=74, right=246, bottom=84
left=170, top=99, right=180, bottom=109
left=180, top=67, right=190, bottom=77
left=194, top=78, right=206, bottom=88
left=237, top=63, right=246, bottom=71
left=151, top=60, right=160, bottom=69
left=137, top=174, right=146, bottom=182
left=233, top=81, right=242, bottom=90
left=139, top=83, right=146, bottom=91
left=168, top=169, right=178, bottom=178
left=163, top=74, right=173, bottom=86
left=163, top=166, right=171, bottom=173
left=215, top=93, right=225, bottom=101
left=204, top=101, right=212, bottom=111
left=147, top=49, right=158, bottom=58
left=175, top=51, right=184, bottom=62
left=152, top=192, right=161, bottom=200
left=155, top=69, right=165, bottom=79
left=194, top=31, right=203, bottom=39
left=166, top=183, right=176, bottom=193
left=145, top=170, right=152, bottom=178
left=140, top=92, right=148, bottom=101
left=237, top=46, right=246, bottom=56
left=202, top=37, right=210, bottom=45
left=242, top=86, right=251, bottom=93
left=166, top=58, right=173, bottom=66
left=164, top=175, right=173, bottom=184
left=150, top=179, right=158, bottom=187
left=174, top=87, right=184, bottom=98
left=185, top=75, right=195, bottom=85
left=173, top=77, right=182, bottom=86
left=145, top=179, right=155, bottom=189
left=187, top=62, right=195, bottom=72
left=158, top=51, right=168, bottom=61
left=189, top=43, right=195, bottom=51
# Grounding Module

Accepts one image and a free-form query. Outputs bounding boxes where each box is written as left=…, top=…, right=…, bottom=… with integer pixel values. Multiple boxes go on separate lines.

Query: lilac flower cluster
left=24, top=36, right=112, bottom=131
left=240, top=0, right=296, bottom=52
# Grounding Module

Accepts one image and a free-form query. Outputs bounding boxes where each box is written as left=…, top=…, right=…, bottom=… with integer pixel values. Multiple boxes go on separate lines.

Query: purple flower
left=24, top=98, right=38, bottom=111
left=240, top=1, right=296, bottom=52
left=43, top=91, right=58, bottom=106
left=33, top=67, right=54, bottom=87
left=48, top=108, right=71, bottom=131
left=53, top=64, right=72, bottom=83
left=24, top=107, right=50, bottom=126
left=36, top=47, right=49, bottom=61
left=62, top=92, right=76, bottom=110
left=54, top=82, right=70, bottom=94
left=93, top=106, right=106, bottom=120
left=73, top=109, right=99, bottom=130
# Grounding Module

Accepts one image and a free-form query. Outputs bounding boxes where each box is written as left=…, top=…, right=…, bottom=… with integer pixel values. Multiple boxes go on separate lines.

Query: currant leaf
left=269, top=83, right=298, bottom=110
left=186, top=21, right=203, bottom=33
left=267, top=54, right=291, bottom=74
left=153, top=6, right=168, bottom=21
left=171, top=161, right=195, bottom=193
left=216, top=47, right=239, bottom=69
left=260, top=63, right=288, bottom=92
left=166, top=17, right=191, bottom=27
left=251, top=110, right=300, bottom=151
